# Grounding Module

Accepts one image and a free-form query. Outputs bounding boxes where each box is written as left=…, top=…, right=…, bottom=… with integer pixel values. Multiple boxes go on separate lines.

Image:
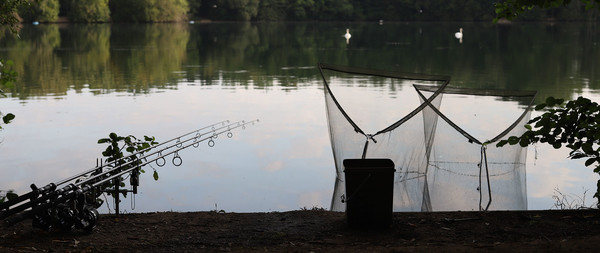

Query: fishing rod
left=0, top=119, right=258, bottom=231
left=71, top=119, right=255, bottom=189
left=91, top=119, right=257, bottom=188
left=0, top=120, right=232, bottom=213
left=57, top=120, right=232, bottom=186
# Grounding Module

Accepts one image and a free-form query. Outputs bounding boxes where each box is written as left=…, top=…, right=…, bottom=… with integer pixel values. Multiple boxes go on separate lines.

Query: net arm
left=414, top=86, right=482, bottom=144
left=318, top=63, right=367, bottom=137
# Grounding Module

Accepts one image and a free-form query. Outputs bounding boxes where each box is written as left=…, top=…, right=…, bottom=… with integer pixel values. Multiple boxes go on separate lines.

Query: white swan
left=455, top=28, right=463, bottom=43
left=455, top=28, right=463, bottom=39
left=344, top=29, right=351, bottom=44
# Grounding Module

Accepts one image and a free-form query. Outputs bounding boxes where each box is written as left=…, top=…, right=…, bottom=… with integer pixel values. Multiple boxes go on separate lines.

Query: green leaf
left=548, top=97, right=566, bottom=107
left=6, top=192, right=18, bottom=200
left=535, top=103, right=547, bottom=111
left=126, top=146, right=135, bottom=153
left=98, top=138, right=110, bottom=144
left=524, top=124, right=532, bottom=130
left=153, top=170, right=159, bottom=181
left=2, top=113, right=15, bottom=124
left=582, top=143, right=594, bottom=154
left=496, top=140, right=508, bottom=147
left=508, top=136, right=520, bottom=145
left=109, top=132, right=118, bottom=140
left=552, top=142, right=562, bottom=149
left=585, top=158, right=597, bottom=167
left=519, top=138, right=530, bottom=147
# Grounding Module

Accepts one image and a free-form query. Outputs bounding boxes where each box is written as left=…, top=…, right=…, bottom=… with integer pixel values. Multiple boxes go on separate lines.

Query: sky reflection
left=2, top=80, right=599, bottom=212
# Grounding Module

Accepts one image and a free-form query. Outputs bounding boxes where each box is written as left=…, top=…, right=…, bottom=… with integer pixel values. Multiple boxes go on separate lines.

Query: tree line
left=14, top=0, right=600, bottom=23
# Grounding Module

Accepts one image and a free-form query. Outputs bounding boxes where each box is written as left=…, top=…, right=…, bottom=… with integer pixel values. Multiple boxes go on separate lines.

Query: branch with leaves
left=497, top=96, right=600, bottom=205
left=97, top=132, right=160, bottom=182
left=494, top=0, right=600, bottom=21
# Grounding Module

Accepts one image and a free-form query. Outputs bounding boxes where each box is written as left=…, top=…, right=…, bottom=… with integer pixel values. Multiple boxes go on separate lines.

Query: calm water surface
left=1, top=22, right=599, bottom=212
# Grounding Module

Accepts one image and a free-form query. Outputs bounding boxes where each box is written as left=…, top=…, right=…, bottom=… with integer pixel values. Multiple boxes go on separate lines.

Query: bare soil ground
left=1, top=209, right=600, bottom=252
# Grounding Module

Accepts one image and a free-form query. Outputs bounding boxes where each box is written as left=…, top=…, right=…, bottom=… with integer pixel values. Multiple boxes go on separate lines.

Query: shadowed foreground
left=1, top=209, right=599, bottom=252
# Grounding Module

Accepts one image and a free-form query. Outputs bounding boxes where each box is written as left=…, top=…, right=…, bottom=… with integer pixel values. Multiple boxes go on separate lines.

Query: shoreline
left=2, top=209, right=599, bottom=252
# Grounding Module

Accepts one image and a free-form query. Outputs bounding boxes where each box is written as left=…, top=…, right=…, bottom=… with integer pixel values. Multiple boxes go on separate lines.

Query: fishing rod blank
left=1, top=119, right=258, bottom=228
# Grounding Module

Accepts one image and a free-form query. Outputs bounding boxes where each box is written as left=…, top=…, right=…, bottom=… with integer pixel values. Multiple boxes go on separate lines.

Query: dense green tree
left=0, top=0, right=29, bottom=32
left=314, top=0, right=354, bottom=20
left=495, top=0, right=600, bottom=21
left=256, top=0, right=286, bottom=20
left=188, top=0, right=202, bottom=18
left=68, top=0, right=110, bottom=22
left=110, top=0, right=189, bottom=22
left=222, top=0, right=260, bottom=21
left=18, top=0, right=59, bottom=23
left=183, top=0, right=597, bottom=21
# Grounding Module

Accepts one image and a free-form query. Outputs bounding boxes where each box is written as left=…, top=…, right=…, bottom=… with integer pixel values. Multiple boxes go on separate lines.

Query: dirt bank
left=1, top=209, right=600, bottom=252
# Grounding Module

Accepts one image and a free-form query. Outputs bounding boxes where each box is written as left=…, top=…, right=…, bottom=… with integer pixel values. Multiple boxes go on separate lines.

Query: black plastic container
left=343, top=158, right=395, bottom=229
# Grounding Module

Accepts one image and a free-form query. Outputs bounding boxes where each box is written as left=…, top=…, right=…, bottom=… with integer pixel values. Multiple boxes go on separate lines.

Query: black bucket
left=343, top=158, right=395, bottom=229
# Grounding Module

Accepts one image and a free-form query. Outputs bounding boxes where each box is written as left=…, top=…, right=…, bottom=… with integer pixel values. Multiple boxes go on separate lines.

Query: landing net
left=319, top=63, right=536, bottom=212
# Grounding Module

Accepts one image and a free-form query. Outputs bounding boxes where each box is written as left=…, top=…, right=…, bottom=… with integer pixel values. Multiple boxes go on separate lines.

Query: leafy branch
left=494, top=0, right=600, bottom=22
left=97, top=133, right=159, bottom=181
left=497, top=96, right=600, bottom=205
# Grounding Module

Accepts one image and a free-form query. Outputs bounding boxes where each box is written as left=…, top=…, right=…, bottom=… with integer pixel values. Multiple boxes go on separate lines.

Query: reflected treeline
left=0, top=22, right=599, bottom=101
left=0, top=23, right=189, bottom=98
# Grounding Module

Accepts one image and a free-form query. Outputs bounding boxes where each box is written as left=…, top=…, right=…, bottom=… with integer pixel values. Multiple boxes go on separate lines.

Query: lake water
left=1, top=22, right=599, bottom=213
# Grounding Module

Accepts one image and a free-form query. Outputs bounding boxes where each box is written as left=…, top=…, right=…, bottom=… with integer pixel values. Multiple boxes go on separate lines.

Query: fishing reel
left=31, top=188, right=100, bottom=232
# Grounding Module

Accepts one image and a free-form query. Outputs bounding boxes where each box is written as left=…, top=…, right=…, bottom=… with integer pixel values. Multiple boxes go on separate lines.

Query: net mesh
left=319, top=63, right=536, bottom=212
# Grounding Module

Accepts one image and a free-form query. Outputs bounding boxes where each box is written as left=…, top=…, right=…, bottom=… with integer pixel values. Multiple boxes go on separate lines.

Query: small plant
left=552, top=187, right=597, bottom=210
left=94, top=132, right=158, bottom=208
left=98, top=132, right=159, bottom=180
left=497, top=96, right=600, bottom=207
left=300, top=206, right=326, bottom=211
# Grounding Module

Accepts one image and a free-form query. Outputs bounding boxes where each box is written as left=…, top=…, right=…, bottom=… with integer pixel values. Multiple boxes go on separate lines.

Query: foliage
left=225, top=0, right=259, bottom=21
left=497, top=97, right=600, bottom=205
left=109, top=0, right=189, bottom=22
left=552, top=187, right=597, bottom=210
left=187, top=0, right=202, bottom=18
left=191, top=0, right=599, bottom=21
left=97, top=133, right=159, bottom=181
left=4, top=0, right=600, bottom=23
left=19, top=0, right=59, bottom=23
left=67, top=0, right=110, bottom=22
left=0, top=0, right=29, bottom=33
left=494, top=0, right=600, bottom=21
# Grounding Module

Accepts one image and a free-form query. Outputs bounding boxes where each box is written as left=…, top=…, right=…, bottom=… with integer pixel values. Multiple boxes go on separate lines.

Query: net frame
left=319, top=63, right=538, bottom=212
left=318, top=63, right=451, bottom=211
left=413, top=85, right=537, bottom=211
